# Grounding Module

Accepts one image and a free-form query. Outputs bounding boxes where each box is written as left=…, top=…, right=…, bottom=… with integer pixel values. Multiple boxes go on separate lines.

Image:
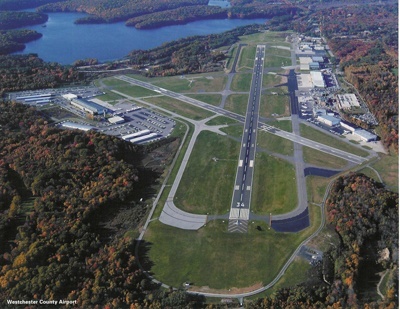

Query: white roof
left=310, top=71, right=325, bottom=88
left=108, top=116, right=124, bottom=124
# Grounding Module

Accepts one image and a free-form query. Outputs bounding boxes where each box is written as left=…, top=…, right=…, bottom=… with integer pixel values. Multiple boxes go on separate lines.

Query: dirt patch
left=189, top=282, right=263, bottom=295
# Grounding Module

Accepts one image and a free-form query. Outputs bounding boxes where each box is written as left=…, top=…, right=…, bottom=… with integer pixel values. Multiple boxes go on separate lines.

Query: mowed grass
left=264, top=55, right=292, bottom=68
left=231, top=73, right=252, bottom=92
left=144, top=96, right=214, bottom=120
left=174, top=131, right=240, bottom=214
left=224, top=94, right=249, bottom=116
left=268, top=120, right=292, bottom=132
left=302, top=146, right=348, bottom=169
left=260, top=92, right=290, bottom=118
left=265, top=46, right=291, bottom=57
left=186, top=94, right=222, bottom=106
left=306, top=176, right=332, bottom=204
left=251, top=153, right=297, bottom=215
left=237, top=45, right=256, bottom=70
left=205, top=116, right=239, bottom=126
left=371, top=154, right=399, bottom=192
left=220, top=124, right=244, bottom=138
left=133, top=74, right=227, bottom=93
left=263, top=73, right=285, bottom=88
left=144, top=207, right=320, bottom=290
left=257, top=131, right=294, bottom=156
left=300, top=124, right=369, bottom=157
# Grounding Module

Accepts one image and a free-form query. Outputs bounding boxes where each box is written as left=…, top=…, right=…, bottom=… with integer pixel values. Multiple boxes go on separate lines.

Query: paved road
left=228, top=45, right=265, bottom=233
left=115, top=75, right=371, bottom=164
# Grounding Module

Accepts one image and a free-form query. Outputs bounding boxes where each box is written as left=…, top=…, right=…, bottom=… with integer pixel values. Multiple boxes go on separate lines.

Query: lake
left=15, top=11, right=266, bottom=65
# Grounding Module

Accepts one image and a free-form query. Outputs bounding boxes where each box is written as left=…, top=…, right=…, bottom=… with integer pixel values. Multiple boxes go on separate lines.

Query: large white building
left=337, top=94, right=360, bottom=110
left=310, top=71, right=325, bottom=88
left=317, top=115, right=340, bottom=127
left=353, top=129, right=377, bottom=142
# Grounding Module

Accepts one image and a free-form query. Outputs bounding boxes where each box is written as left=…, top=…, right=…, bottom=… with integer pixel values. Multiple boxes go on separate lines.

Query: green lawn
left=302, top=146, right=348, bottom=169
left=257, top=131, right=294, bottom=156
left=267, top=120, right=292, bottom=132
left=113, top=85, right=159, bottom=97
left=205, top=116, right=239, bottom=126
left=264, top=55, right=292, bottom=68
left=300, top=124, right=369, bottom=157
left=144, top=206, right=320, bottom=291
left=306, top=176, right=332, bottom=204
left=237, top=45, right=256, bottom=70
left=259, top=93, right=290, bottom=118
left=265, top=47, right=291, bottom=57
left=371, top=154, right=399, bottom=192
left=174, top=131, right=240, bottom=214
left=186, top=94, right=222, bottom=106
left=144, top=96, right=214, bottom=120
left=262, top=73, right=285, bottom=88
left=251, top=153, right=297, bottom=215
left=231, top=73, right=252, bottom=92
left=220, top=124, right=244, bottom=138
left=136, top=74, right=227, bottom=93
left=224, top=94, right=249, bottom=116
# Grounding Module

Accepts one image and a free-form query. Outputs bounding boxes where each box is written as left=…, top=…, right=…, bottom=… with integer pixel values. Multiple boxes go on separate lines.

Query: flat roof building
left=60, top=121, right=94, bottom=131
left=71, top=98, right=107, bottom=115
left=317, top=115, right=340, bottom=127
left=337, top=94, right=360, bottom=110
left=353, top=129, right=377, bottom=142
left=310, top=71, right=325, bottom=88
left=108, top=116, right=125, bottom=124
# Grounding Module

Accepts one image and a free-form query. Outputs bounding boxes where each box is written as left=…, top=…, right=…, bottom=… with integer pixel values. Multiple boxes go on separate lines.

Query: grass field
left=302, top=146, right=348, bottom=169
left=265, top=47, right=291, bottom=57
left=306, top=176, right=332, bottom=204
left=257, top=131, right=294, bottom=156
left=220, top=124, right=244, bottom=138
left=300, top=124, right=369, bottom=157
left=231, top=73, right=252, bottom=92
left=186, top=94, right=222, bottom=106
left=174, top=131, right=240, bottom=214
left=262, top=73, right=285, bottom=88
left=144, top=96, right=214, bottom=120
left=259, top=92, right=290, bottom=118
left=237, top=45, right=256, bottom=71
left=205, top=116, right=239, bottom=126
left=251, top=153, right=297, bottom=215
left=224, top=94, right=249, bottom=116
left=267, top=120, right=292, bottom=132
left=144, top=203, right=320, bottom=291
left=264, top=55, right=292, bottom=68
left=134, top=74, right=227, bottom=93
left=371, top=154, right=399, bottom=192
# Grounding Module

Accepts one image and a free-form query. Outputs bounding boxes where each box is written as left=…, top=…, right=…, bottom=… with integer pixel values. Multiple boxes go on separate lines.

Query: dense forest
left=127, top=24, right=261, bottom=76
left=0, top=29, right=42, bottom=54
left=0, top=102, right=208, bottom=308
left=32, top=0, right=300, bottom=28
left=0, top=11, right=47, bottom=30
left=0, top=11, right=47, bottom=54
left=0, top=54, right=89, bottom=95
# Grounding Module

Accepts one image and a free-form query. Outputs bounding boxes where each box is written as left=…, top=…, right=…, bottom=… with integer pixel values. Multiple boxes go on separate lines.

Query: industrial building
left=310, top=71, right=325, bottom=88
left=60, top=121, right=95, bottom=131
left=317, top=115, right=340, bottom=127
left=70, top=98, right=108, bottom=115
left=16, top=93, right=54, bottom=105
left=340, top=120, right=357, bottom=133
left=108, top=116, right=125, bottom=124
left=353, top=129, right=377, bottom=142
left=337, top=94, right=360, bottom=110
